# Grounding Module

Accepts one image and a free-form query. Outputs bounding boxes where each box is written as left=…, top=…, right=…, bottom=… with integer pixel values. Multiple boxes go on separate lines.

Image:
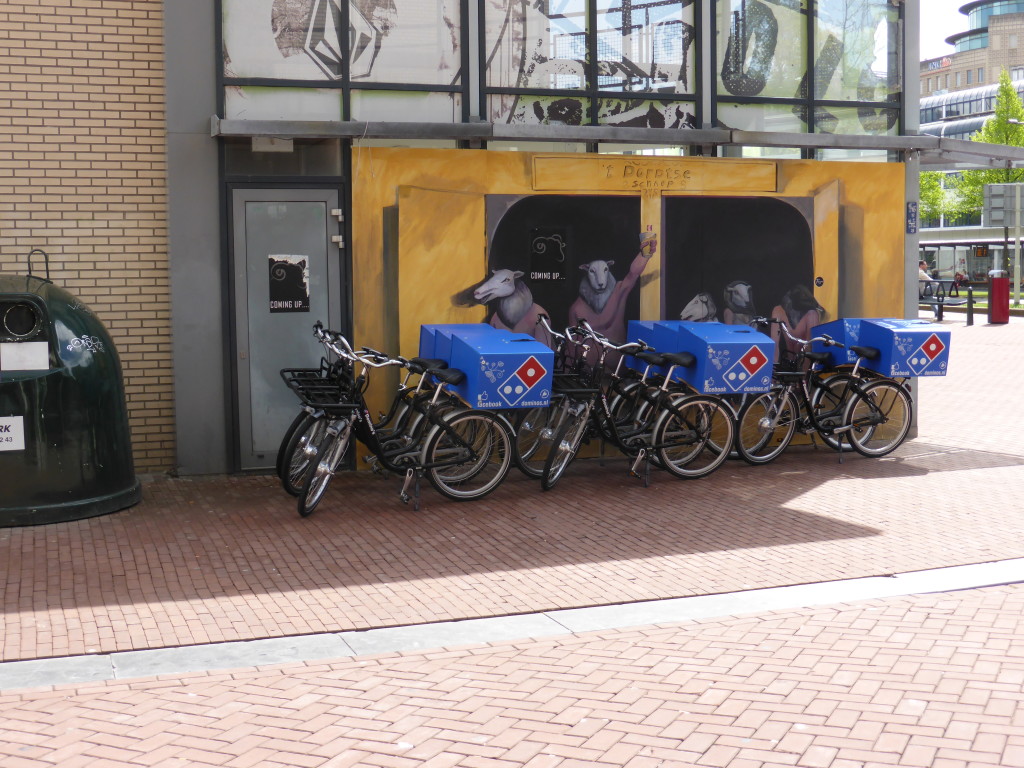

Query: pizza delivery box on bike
left=627, top=320, right=775, bottom=394
left=419, top=323, right=553, bottom=410
left=812, top=318, right=950, bottom=377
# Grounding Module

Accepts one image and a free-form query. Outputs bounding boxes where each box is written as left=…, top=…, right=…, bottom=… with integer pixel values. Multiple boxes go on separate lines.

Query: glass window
left=979, top=68, right=985, bottom=84
left=596, top=0, right=696, bottom=93
left=484, top=0, right=587, bottom=91
left=814, top=105, right=898, bottom=136
left=717, top=0, right=808, bottom=98
left=956, top=72, right=962, bottom=87
left=223, top=0, right=460, bottom=86
left=967, top=70, right=972, bottom=85
left=224, top=138, right=343, bottom=176
left=596, top=98, right=697, bottom=128
left=490, top=94, right=589, bottom=125
left=350, top=91, right=462, bottom=122
left=816, top=0, right=899, bottom=102
left=224, top=86, right=343, bottom=121
left=717, top=102, right=808, bottom=133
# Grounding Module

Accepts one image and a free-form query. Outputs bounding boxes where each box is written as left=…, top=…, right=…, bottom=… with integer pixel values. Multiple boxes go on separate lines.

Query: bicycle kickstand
left=630, top=448, right=651, bottom=488
left=400, top=467, right=422, bottom=511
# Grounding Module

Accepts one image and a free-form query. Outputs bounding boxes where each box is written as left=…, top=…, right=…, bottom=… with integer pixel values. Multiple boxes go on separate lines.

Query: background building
left=920, top=1, right=1024, bottom=97
left=5, top=1, right=1018, bottom=479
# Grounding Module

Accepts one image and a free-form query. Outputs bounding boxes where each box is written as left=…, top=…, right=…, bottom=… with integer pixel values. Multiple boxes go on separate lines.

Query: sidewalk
left=0, top=314, right=1022, bottom=766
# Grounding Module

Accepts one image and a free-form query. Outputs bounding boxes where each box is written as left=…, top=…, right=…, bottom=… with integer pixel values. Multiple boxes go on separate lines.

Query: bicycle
left=290, top=330, right=514, bottom=515
left=734, top=318, right=912, bottom=464
left=540, top=318, right=735, bottom=490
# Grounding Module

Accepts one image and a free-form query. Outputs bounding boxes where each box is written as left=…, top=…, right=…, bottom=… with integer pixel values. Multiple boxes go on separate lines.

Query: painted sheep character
left=770, top=284, right=825, bottom=358
left=723, top=280, right=756, bottom=326
left=472, top=269, right=552, bottom=347
left=679, top=291, right=717, bottom=322
left=568, top=236, right=657, bottom=344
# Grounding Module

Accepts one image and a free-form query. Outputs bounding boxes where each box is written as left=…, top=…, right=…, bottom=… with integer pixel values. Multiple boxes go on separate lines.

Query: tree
left=918, top=171, right=946, bottom=222
left=947, top=69, right=1024, bottom=219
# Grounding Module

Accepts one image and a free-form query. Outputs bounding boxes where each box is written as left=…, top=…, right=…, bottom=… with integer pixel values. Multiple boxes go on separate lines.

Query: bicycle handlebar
left=750, top=316, right=844, bottom=349
left=573, top=317, right=647, bottom=353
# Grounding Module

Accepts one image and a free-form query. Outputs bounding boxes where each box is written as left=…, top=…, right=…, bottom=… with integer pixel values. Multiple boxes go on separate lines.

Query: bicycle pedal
left=630, top=449, right=647, bottom=478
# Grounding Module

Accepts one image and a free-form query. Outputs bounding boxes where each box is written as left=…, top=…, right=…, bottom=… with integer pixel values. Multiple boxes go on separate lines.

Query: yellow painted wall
left=351, top=147, right=905, bottom=409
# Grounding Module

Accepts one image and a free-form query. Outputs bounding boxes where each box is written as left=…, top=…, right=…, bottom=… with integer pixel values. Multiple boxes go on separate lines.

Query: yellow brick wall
left=0, top=1, right=173, bottom=471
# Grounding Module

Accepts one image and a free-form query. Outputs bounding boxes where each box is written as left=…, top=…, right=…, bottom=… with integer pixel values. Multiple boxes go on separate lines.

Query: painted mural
left=451, top=195, right=653, bottom=351
left=663, top=195, right=824, bottom=358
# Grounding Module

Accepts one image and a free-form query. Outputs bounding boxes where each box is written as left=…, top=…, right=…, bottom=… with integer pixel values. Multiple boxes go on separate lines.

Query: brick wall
left=0, top=1, right=173, bottom=471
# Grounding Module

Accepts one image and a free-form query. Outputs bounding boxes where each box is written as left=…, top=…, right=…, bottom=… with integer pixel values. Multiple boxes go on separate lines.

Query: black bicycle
left=734, top=318, right=912, bottom=464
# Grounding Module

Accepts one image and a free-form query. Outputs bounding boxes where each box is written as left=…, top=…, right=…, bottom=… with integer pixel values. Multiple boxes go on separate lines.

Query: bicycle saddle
left=633, top=350, right=666, bottom=366
left=430, top=367, right=466, bottom=385
left=408, top=357, right=448, bottom=374
left=660, top=351, right=696, bottom=368
left=806, top=351, right=831, bottom=364
left=850, top=345, right=880, bottom=361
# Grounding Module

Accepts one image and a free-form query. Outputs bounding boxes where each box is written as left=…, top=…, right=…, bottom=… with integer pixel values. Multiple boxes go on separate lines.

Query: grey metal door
left=232, top=189, right=345, bottom=470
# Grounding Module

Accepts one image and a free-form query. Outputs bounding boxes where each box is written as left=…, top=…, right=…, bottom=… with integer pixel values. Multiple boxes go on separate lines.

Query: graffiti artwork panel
left=485, top=1, right=696, bottom=128
left=222, top=0, right=460, bottom=85
left=452, top=195, right=651, bottom=351
left=716, top=0, right=899, bottom=135
left=662, top=196, right=824, bottom=359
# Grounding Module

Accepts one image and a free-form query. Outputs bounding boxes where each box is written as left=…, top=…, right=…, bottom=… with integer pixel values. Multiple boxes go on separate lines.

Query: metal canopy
left=211, top=116, right=1024, bottom=169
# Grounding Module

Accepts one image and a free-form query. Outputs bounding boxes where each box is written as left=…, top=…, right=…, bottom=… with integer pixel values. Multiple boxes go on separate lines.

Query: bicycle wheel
left=281, top=414, right=331, bottom=496
left=653, top=394, right=735, bottom=479
left=423, top=410, right=512, bottom=501
left=298, top=420, right=353, bottom=517
left=276, top=410, right=309, bottom=480
left=541, top=402, right=592, bottom=492
left=512, top=403, right=561, bottom=479
left=843, top=379, right=912, bottom=458
left=734, top=389, right=798, bottom=465
left=809, top=373, right=858, bottom=452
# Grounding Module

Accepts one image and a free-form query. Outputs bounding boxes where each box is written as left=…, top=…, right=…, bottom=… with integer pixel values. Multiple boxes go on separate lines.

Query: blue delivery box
left=628, top=321, right=774, bottom=394
left=447, top=329, right=554, bottom=409
left=857, top=318, right=950, bottom=377
left=419, top=323, right=494, bottom=361
left=810, top=318, right=866, bottom=365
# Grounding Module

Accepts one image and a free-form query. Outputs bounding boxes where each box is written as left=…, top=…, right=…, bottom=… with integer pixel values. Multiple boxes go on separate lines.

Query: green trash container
left=0, top=270, right=141, bottom=526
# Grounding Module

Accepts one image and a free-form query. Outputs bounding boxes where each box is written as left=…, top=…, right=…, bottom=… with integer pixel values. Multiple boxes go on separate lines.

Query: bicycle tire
left=653, top=394, right=735, bottom=479
left=734, top=389, right=798, bottom=465
left=281, top=414, right=331, bottom=496
left=843, top=379, right=913, bottom=458
left=423, top=410, right=512, bottom=501
left=298, top=420, right=353, bottom=517
left=808, top=373, right=858, bottom=452
left=541, top=403, right=591, bottom=491
left=276, top=410, right=309, bottom=480
left=512, top=403, right=560, bottom=479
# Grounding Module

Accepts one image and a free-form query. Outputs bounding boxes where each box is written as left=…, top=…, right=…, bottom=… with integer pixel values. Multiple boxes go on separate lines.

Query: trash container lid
left=988, top=269, right=1008, bottom=277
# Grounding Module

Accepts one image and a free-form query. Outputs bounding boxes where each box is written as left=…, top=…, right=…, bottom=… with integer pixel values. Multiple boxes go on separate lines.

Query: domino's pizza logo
left=498, top=356, right=547, bottom=406
left=723, top=346, right=770, bottom=392
left=907, top=333, right=946, bottom=375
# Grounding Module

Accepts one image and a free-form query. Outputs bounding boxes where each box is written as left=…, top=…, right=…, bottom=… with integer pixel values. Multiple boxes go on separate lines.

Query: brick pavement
left=1, top=314, right=1023, bottom=767
left=0, top=583, right=1021, bottom=767
left=1, top=316, right=1022, bottom=663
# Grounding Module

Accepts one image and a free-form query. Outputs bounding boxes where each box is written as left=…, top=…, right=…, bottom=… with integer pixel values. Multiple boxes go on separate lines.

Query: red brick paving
left=1, top=315, right=1023, bottom=766
left=0, top=584, right=1022, bottom=767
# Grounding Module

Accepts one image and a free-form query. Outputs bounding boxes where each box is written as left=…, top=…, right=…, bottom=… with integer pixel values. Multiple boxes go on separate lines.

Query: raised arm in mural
left=568, top=235, right=657, bottom=344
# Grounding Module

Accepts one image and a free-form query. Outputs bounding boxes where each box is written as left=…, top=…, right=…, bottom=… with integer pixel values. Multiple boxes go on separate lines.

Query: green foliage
left=946, top=69, right=1024, bottom=219
left=919, top=171, right=946, bottom=221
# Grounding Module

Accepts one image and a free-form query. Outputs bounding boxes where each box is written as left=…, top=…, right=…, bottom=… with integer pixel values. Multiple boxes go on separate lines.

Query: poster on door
left=268, top=254, right=310, bottom=313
